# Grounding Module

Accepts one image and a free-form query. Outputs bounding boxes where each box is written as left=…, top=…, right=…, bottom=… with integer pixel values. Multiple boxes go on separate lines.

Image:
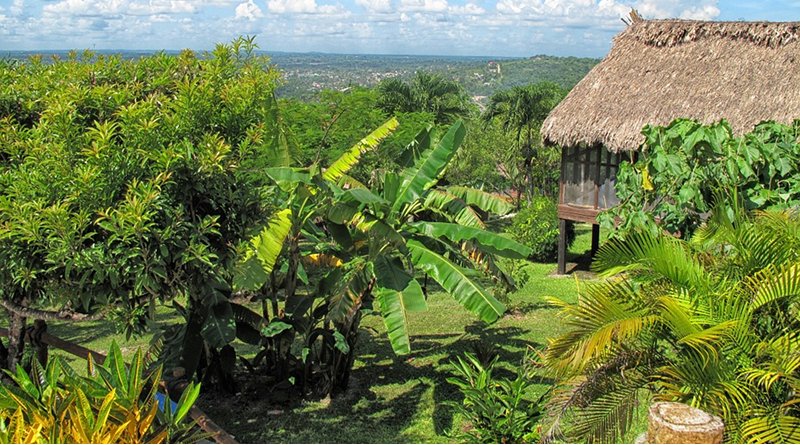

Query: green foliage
left=0, top=342, right=201, bottom=444
left=0, top=37, right=295, bottom=377
left=280, top=88, right=433, bottom=183
left=377, top=71, right=472, bottom=125
left=446, top=119, right=514, bottom=191
left=510, top=197, right=574, bottom=262
left=602, top=118, right=800, bottom=237
left=447, top=350, right=545, bottom=444
left=543, top=203, right=800, bottom=443
left=232, top=120, right=525, bottom=395
left=481, top=82, right=566, bottom=202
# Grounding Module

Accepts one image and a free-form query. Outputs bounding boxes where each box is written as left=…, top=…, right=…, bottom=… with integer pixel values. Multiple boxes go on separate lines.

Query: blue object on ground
left=155, top=391, right=179, bottom=413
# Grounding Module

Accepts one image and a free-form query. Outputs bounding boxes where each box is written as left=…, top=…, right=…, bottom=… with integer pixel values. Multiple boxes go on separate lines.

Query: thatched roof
left=542, top=18, right=800, bottom=152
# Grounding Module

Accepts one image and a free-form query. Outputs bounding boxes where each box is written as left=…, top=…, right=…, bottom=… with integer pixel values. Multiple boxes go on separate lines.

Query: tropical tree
left=235, top=119, right=527, bottom=393
left=542, top=201, right=800, bottom=443
left=0, top=37, right=289, bottom=374
left=481, top=82, right=566, bottom=201
left=377, top=71, right=472, bottom=125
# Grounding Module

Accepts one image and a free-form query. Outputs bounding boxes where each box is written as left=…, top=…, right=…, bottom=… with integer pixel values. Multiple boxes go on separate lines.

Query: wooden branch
left=0, top=299, right=108, bottom=322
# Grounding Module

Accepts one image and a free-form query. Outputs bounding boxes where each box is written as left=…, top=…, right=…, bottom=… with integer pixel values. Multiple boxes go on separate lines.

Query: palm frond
left=392, top=120, right=466, bottom=213
left=423, top=189, right=485, bottom=228
left=544, top=280, right=658, bottom=375
left=323, top=117, right=399, bottom=182
left=407, top=239, right=504, bottom=323
left=593, top=229, right=711, bottom=292
left=740, top=411, right=800, bottom=444
left=443, top=186, right=514, bottom=216
left=749, top=262, right=800, bottom=311
left=569, top=378, right=645, bottom=443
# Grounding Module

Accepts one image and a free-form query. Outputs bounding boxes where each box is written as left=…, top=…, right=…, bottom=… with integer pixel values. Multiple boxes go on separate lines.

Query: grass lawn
left=43, top=224, right=647, bottom=443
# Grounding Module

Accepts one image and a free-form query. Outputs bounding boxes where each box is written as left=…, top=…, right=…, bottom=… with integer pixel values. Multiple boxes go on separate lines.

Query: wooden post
left=591, top=224, right=600, bottom=257
left=558, top=219, right=567, bottom=275
left=648, top=402, right=723, bottom=444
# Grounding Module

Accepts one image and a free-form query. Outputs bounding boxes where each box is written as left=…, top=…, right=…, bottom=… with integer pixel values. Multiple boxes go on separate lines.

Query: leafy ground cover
left=41, top=225, right=635, bottom=443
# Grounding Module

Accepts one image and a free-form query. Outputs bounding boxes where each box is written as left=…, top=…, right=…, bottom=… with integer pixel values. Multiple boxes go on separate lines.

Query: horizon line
left=0, top=48, right=602, bottom=61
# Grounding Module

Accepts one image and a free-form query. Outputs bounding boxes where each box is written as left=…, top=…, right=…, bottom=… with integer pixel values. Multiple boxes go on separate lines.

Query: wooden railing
left=0, top=325, right=238, bottom=444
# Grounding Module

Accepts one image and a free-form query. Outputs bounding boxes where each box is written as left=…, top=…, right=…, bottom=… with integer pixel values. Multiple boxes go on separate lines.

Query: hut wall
left=559, top=145, right=627, bottom=218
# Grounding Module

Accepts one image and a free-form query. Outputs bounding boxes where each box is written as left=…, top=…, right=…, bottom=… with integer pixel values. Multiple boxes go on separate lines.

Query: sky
left=0, top=0, right=798, bottom=57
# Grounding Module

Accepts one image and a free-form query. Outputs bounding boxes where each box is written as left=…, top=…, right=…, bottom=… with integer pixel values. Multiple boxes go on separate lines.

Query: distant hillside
left=269, top=52, right=599, bottom=100
left=459, top=55, right=600, bottom=96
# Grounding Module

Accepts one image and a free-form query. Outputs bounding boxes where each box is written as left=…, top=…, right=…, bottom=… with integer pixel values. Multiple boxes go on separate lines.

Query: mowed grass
left=44, top=224, right=636, bottom=443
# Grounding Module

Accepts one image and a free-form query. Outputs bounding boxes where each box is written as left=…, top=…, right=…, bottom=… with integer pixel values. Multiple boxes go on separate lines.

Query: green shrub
left=509, top=197, right=574, bottom=262
left=446, top=350, right=546, bottom=444
left=602, top=118, right=800, bottom=238
left=0, top=37, right=288, bottom=375
left=0, top=342, right=202, bottom=444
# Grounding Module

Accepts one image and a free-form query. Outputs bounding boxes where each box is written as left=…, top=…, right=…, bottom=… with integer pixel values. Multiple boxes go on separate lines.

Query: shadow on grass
left=360, top=322, right=546, bottom=438
left=47, top=309, right=181, bottom=353
left=198, top=319, right=540, bottom=443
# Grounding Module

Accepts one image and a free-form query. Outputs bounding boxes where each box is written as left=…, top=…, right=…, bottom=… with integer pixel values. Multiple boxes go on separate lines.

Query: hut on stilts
left=542, top=12, right=800, bottom=274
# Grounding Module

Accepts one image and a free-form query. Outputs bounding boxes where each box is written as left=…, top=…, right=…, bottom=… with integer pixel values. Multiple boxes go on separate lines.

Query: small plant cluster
left=509, top=196, right=574, bottom=262
left=447, top=350, right=545, bottom=444
left=0, top=342, right=201, bottom=444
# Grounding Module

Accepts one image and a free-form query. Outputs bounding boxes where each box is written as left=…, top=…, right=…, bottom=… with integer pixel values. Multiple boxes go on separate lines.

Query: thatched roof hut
left=543, top=18, right=800, bottom=153
left=545, top=16, right=800, bottom=274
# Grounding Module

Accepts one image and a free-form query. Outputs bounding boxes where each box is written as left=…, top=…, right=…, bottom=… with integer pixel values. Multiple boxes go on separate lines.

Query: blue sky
left=0, top=0, right=797, bottom=57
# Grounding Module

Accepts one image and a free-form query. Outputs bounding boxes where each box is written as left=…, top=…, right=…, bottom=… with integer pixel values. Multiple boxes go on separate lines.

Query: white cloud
left=494, top=0, right=719, bottom=27
left=399, top=0, right=448, bottom=12
left=449, top=3, right=485, bottom=15
left=635, top=0, right=720, bottom=20
left=235, top=0, right=263, bottom=19
left=356, top=0, right=393, bottom=12
left=10, top=0, right=24, bottom=16
left=679, top=5, right=720, bottom=20
left=267, top=0, right=317, bottom=13
left=128, top=1, right=196, bottom=15
left=42, top=0, right=200, bottom=16
left=0, top=0, right=735, bottom=57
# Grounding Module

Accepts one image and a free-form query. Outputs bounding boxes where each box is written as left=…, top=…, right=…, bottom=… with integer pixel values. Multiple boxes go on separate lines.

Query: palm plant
left=377, top=71, right=471, bottom=125
left=482, top=82, right=565, bottom=200
left=542, top=202, right=800, bottom=443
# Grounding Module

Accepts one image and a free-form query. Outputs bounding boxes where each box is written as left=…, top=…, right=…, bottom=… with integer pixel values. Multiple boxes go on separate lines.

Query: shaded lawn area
left=44, top=225, right=606, bottom=443
left=199, top=262, right=581, bottom=444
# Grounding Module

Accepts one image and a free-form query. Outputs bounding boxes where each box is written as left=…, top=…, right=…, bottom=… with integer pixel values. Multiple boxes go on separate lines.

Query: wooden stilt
left=591, top=224, right=600, bottom=257
left=558, top=219, right=567, bottom=275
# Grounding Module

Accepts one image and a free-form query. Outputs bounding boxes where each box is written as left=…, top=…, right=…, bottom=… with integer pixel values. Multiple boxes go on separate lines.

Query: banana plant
left=320, top=120, right=530, bottom=356
left=237, top=119, right=530, bottom=375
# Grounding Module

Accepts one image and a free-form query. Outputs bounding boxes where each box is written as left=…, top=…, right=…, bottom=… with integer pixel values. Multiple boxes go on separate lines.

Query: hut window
left=561, top=146, right=596, bottom=207
left=560, top=146, right=628, bottom=210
